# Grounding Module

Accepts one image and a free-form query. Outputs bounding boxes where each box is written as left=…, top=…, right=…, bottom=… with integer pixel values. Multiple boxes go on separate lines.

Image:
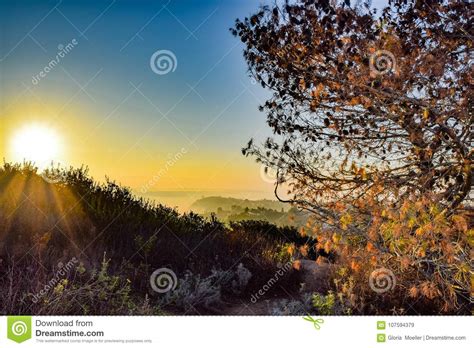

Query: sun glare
left=9, top=124, right=63, bottom=169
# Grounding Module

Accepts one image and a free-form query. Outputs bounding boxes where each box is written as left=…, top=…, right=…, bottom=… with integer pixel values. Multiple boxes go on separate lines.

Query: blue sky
left=0, top=0, right=389, bottom=208
left=0, top=1, right=273, bottom=194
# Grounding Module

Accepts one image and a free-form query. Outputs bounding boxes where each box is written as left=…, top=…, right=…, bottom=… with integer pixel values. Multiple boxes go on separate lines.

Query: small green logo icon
left=377, top=321, right=386, bottom=330
left=7, top=316, right=32, bottom=343
left=303, top=315, right=324, bottom=330
left=377, top=333, right=386, bottom=343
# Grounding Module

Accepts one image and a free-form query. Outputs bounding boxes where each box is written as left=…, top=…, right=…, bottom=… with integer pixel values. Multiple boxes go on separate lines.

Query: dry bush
left=0, top=163, right=307, bottom=314
left=311, top=191, right=472, bottom=314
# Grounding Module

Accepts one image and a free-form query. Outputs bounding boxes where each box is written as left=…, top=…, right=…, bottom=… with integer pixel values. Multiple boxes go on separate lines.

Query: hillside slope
left=0, top=163, right=322, bottom=315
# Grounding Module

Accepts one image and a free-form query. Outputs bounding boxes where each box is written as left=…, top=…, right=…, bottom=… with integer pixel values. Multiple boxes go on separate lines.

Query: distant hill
left=140, top=191, right=276, bottom=212
left=190, top=196, right=309, bottom=227
left=190, top=196, right=290, bottom=213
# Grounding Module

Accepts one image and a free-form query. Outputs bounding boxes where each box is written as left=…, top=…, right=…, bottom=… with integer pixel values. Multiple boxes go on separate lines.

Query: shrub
left=312, top=292, right=339, bottom=315
left=314, top=192, right=472, bottom=314
left=0, top=254, right=161, bottom=315
left=0, top=163, right=297, bottom=315
left=159, top=269, right=229, bottom=313
left=269, top=293, right=313, bottom=315
left=157, top=263, right=253, bottom=313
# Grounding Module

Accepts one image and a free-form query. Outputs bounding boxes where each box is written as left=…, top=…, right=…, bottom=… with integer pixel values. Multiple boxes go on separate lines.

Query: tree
left=233, top=0, right=472, bottom=217
left=233, top=0, right=472, bottom=313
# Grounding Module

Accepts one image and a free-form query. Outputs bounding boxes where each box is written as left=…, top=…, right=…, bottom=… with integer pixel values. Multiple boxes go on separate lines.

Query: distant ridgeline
left=190, top=196, right=310, bottom=227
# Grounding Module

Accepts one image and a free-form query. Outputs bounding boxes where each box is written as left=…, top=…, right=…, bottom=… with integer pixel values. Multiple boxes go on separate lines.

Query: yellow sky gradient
left=1, top=99, right=273, bottom=196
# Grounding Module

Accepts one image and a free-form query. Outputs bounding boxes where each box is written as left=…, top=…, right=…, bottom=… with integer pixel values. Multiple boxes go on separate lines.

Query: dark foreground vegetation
left=0, top=163, right=322, bottom=315
left=1, top=163, right=470, bottom=315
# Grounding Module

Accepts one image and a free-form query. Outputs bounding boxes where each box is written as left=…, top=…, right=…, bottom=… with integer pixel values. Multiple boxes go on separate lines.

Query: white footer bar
left=1, top=316, right=472, bottom=347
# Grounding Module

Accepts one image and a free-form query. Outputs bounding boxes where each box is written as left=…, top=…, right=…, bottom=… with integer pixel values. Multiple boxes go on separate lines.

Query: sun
left=9, top=123, right=64, bottom=169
